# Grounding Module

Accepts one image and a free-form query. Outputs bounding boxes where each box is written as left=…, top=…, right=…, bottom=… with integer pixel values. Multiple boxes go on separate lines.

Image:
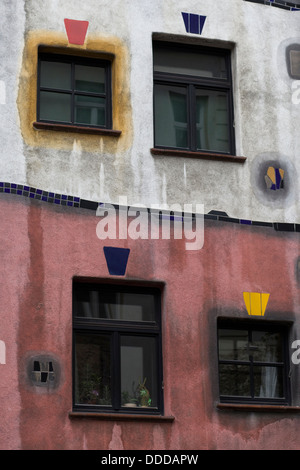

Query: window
left=37, top=52, right=112, bottom=130
left=218, top=320, right=290, bottom=405
left=72, top=281, right=163, bottom=414
left=286, top=44, right=300, bottom=79
left=153, top=42, right=235, bottom=155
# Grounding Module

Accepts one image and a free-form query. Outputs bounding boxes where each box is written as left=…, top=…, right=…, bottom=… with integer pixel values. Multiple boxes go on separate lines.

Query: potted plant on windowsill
left=78, top=373, right=111, bottom=405
left=138, top=378, right=151, bottom=407
left=122, top=389, right=138, bottom=407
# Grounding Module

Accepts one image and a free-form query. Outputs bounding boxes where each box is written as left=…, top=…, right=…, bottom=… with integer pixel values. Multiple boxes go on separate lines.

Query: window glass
left=75, top=95, right=106, bottom=126
left=154, top=84, right=188, bottom=149
left=75, top=333, right=111, bottom=406
left=196, top=89, right=230, bottom=153
left=153, top=46, right=228, bottom=79
left=218, top=329, right=248, bottom=361
left=75, top=65, right=106, bottom=93
left=219, top=364, right=250, bottom=397
left=253, top=366, right=284, bottom=398
left=74, top=285, right=157, bottom=322
left=39, top=91, right=71, bottom=122
left=290, top=50, right=300, bottom=79
left=121, top=336, right=157, bottom=408
left=251, top=331, right=282, bottom=363
left=40, top=61, right=71, bottom=89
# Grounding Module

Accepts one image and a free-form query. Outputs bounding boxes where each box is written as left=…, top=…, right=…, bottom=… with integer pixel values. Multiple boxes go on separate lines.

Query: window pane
left=39, top=91, right=71, bottom=122
left=75, top=65, right=106, bottom=93
left=218, top=329, right=248, bottom=361
left=154, top=84, right=188, bottom=149
left=254, top=366, right=284, bottom=398
left=290, top=50, right=300, bottom=78
left=121, top=336, right=158, bottom=408
left=153, top=46, right=227, bottom=79
left=40, top=61, right=71, bottom=89
left=74, top=285, right=157, bottom=322
left=75, top=95, right=106, bottom=126
left=219, top=364, right=250, bottom=397
left=196, top=89, right=230, bottom=153
left=75, top=333, right=111, bottom=406
left=251, top=331, right=283, bottom=363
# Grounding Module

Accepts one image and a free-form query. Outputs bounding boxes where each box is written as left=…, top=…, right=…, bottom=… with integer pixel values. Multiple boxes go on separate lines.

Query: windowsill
left=217, top=403, right=300, bottom=413
left=151, top=147, right=246, bottom=163
left=69, top=411, right=175, bottom=422
left=33, top=121, right=122, bottom=137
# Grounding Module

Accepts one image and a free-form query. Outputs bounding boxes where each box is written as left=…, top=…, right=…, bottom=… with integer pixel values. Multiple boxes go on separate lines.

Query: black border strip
left=243, top=0, right=300, bottom=11
left=1, top=181, right=299, bottom=233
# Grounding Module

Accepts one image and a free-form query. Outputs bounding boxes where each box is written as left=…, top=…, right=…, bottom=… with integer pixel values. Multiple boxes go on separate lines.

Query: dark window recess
left=37, top=53, right=112, bottom=130
left=32, top=361, right=55, bottom=384
left=217, top=320, right=290, bottom=405
left=153, top=42, right=235, bottom=155
left=286, top=44, right=300, bottom=79
left=72, top=281, right=164, bottom=415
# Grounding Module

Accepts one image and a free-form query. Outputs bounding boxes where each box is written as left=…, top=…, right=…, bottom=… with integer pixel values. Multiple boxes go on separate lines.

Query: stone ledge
left=217, top=403, right=300, bottom=412
left=150, top=148, right=246, bottom=163
left=33, top=121, right=122, bottom=137
left=69, top=411, right=175, bottom=422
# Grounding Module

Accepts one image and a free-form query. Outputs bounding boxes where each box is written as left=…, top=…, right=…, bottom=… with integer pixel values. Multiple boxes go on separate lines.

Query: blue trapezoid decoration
left=103, top=247, right=130, bottom=276
left=182, top=12, right=206, bottom=35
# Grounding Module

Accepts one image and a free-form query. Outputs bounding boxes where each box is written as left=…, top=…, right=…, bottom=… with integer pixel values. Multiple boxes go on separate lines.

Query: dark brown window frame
left=72, top=280, right=164, bottom=416
left=217, top=319, right=291, bottom=406
left=34, top=51, right=121, bottom=136
left=286, top=43, right=300, bottom=79
left=152, top=41, right=244, bottom=162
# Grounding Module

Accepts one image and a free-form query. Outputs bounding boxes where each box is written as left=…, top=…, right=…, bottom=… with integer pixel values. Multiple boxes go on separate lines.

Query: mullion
left=112, top=331, right=121, bottom=411
left=226, top=89, right=236, bottom=155
left=74, top=90, right=106, bottom=98
left=71, top=62, right=75, bottom=124
left=188, top=84, right=196, bottom=151
left=249, top=330, right=255, bottom=398
left=105, top=64, right=112, bottom=129
left=39, top=87, right=72, bottom=94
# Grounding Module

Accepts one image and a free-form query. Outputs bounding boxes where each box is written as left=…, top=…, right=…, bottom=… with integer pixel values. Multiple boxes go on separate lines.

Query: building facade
left=0, top=0, right=300, bottom=450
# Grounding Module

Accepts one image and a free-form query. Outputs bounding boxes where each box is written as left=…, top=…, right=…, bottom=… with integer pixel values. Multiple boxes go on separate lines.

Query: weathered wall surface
left=1, top=0, right=300, bottom=451
left=1, top=192, right=300, bottom=449
left=1, top=0, right=299, bottom=223
left=0, top=0, right=25, bottom=183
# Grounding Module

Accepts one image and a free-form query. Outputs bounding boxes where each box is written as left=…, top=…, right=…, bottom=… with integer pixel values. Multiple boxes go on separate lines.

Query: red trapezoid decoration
left=64, top=18, right=89, bottom=45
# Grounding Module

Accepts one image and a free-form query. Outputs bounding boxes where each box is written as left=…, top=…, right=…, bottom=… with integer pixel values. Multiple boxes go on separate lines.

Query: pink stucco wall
left=1, top=193, right=300, bottom=450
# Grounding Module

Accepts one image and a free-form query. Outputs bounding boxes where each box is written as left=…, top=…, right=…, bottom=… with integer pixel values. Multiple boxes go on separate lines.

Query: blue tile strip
left=0, top=181, right=300, bottom=233
left=0, top=182, right=81, bottom=207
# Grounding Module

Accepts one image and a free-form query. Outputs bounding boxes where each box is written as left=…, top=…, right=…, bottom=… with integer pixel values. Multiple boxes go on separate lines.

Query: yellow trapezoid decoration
left=243, top=292, right=270, bottom=316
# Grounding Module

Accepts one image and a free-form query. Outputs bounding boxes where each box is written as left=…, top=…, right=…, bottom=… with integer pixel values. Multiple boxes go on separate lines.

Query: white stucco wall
left=0, top=0, right=25, bottom=183
left=1, top=0, right=300, bottom=223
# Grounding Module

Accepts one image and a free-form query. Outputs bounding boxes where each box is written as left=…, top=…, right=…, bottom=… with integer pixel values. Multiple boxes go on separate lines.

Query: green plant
left=138, top=378, right=151, bottom=407
left=78, top=372, right=102, bottom=404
